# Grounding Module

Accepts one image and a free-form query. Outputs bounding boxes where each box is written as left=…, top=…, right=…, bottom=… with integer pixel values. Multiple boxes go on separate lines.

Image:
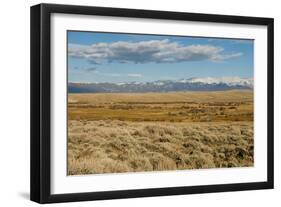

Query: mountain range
left=68, top=77, right=253, bottom=93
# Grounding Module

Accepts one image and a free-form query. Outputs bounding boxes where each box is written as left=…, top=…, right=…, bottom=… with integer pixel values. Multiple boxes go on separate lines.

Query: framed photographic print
left=30, top=3, right=274, bottom=203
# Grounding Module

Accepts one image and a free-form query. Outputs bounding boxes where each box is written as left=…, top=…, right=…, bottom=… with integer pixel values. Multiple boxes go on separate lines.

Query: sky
left=68, top=31, right=253, bottom=83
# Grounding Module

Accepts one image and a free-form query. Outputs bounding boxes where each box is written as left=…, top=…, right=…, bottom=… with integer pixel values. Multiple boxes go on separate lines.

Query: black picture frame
left=30, top=3, right=274, bottom=204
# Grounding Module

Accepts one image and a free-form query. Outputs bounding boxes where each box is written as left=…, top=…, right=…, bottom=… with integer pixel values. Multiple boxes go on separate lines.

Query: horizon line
left=68, top=76, right=253, bottom=84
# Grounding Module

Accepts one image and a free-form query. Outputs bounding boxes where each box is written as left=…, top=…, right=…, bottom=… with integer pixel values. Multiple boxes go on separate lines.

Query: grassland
left=67, top=90, right=254, bottom=175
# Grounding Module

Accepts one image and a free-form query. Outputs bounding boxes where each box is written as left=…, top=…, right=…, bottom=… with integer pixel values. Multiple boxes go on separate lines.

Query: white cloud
left=108, top=73, right=121, bottom=77
left=127, top=73, right=143, bottom=77
left=68, top=39, right=242, bottom=64
left=211, top=52, right=243, bottom=61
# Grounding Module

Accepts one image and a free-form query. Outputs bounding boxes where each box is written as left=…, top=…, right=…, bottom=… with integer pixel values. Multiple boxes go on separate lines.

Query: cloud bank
left=127, top=73, right=143, bottom=77
left=68, top=39, right=242, bottom=64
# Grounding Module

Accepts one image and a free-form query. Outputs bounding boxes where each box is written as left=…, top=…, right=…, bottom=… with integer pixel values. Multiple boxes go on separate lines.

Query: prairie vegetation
left=67, top=90, right=254, bottom=175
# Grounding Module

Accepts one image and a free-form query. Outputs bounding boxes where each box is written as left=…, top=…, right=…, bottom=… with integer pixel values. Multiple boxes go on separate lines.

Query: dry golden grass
left=67, top=90, right=254, bottom=175
left=68, top=120, right=253, bottom=175
left=68, top=90, right=253, bottom=122
left=68, top=90, right=253, bottom=104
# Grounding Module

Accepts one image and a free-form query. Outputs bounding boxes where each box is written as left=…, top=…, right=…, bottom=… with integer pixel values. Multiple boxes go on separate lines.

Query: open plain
left=67, top=90, right=254, bottom=175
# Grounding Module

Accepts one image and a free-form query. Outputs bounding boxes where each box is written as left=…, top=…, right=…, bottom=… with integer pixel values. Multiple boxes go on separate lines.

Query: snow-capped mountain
left=180, top=77, right=253, bottom=87
left=68, top=77, right=253, bottom=93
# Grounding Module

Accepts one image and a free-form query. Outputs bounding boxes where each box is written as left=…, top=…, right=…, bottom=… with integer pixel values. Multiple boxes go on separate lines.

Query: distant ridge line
left=68, top=77, right=253, bottom=93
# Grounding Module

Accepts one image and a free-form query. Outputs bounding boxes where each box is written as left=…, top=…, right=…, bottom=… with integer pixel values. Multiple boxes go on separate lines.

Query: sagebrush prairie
left=67, top=90, right=254, bottom=175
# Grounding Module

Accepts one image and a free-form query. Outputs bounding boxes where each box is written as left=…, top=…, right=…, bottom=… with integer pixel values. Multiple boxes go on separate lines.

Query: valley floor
left=67, top=90, right=254, bottom=175
left=68, top=120, right=253, bottom=175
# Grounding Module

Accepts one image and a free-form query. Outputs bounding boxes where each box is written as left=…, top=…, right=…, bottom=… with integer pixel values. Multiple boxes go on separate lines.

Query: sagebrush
left=68, top=90, right=253, bottom=175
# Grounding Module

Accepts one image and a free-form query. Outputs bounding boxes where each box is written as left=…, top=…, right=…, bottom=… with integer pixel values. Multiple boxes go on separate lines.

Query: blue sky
left=68, top=31, right=253, bottom=83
